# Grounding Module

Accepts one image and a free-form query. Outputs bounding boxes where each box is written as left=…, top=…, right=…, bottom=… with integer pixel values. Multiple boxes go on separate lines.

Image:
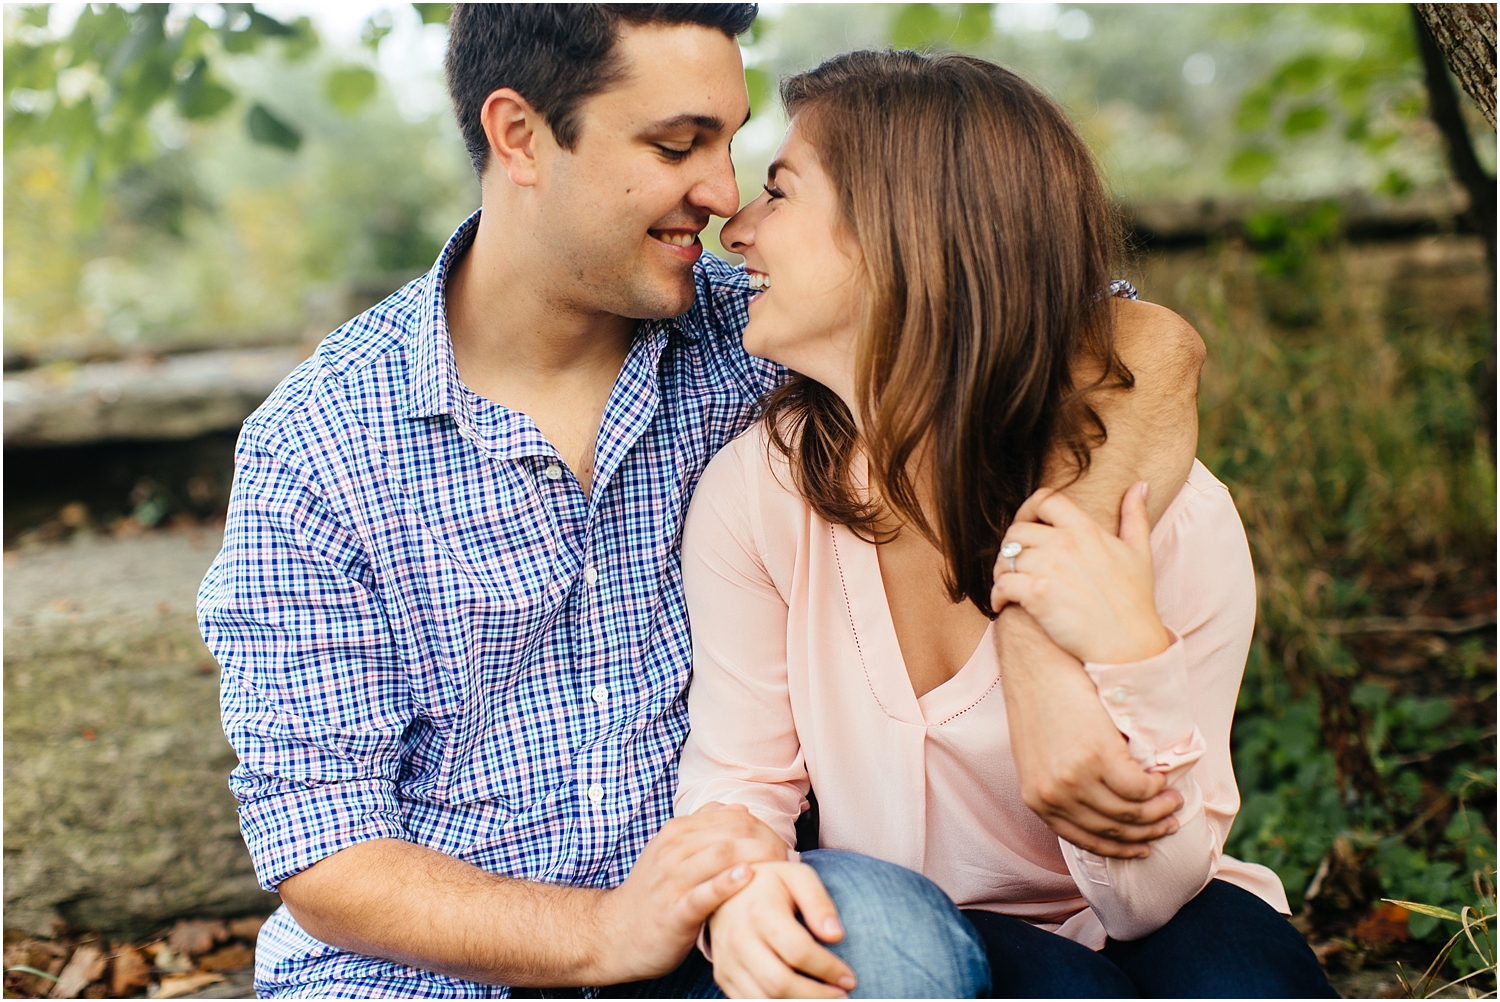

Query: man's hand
left=707, top=861, right=856, bottom=999
left=590, top=803, right=792, bottom=984
left=277, top=802, right=788, bottom=989
left=998, top=606, right=1182, bottom=858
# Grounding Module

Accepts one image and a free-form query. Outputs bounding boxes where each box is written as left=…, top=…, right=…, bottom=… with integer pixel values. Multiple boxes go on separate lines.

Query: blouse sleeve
left=674, top=436, right=807, bottom=850
left=1056, top=467, right=1258, bottom=941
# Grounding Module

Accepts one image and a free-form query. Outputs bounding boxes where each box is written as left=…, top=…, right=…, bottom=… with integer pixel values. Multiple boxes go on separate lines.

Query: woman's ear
left=480, top=87, right=545, bottom=189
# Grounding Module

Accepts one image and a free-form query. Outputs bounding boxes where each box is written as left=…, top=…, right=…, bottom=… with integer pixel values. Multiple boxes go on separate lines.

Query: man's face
left=532, top=23, right=749, bottom=320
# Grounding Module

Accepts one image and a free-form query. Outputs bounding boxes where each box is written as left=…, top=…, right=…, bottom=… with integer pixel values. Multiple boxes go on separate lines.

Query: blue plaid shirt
left=198, top=211, right=778, bottom=997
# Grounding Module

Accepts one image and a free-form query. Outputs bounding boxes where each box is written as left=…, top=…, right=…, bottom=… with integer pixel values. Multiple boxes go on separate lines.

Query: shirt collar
left=403, top=209, right=480, bottom=422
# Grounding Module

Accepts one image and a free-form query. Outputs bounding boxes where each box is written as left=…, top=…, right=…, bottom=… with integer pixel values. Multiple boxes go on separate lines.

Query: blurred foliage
left=1143, top=218, right=1496, bottom=979
left=780, top=3, right=1489, bottom=202
left=1225, top=4, right=1432, bottom=194
left=2, top=4, right=452, bottom=225
left=3, top=5, right=472, bottom=362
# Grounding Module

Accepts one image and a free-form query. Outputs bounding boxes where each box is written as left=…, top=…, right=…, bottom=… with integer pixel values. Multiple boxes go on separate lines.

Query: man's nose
left=690, top=148, right=742, bottom=220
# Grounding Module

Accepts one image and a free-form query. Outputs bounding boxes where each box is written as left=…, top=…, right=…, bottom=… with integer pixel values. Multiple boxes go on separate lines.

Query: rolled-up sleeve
left=199, top=421, right=412, bottom=891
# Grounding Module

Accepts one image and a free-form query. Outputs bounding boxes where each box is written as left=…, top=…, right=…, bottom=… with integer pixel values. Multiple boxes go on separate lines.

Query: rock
left=3, top=347, right=305, bottom=448
left=3, top=528, right=279, bottom=937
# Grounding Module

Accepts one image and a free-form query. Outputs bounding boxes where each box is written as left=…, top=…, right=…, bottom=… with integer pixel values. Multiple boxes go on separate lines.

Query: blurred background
left=3, top=3, right=1494, bottom=998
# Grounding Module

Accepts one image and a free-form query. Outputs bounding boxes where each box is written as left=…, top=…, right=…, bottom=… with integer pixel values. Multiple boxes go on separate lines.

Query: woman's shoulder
left=1152, top=460, right=1246, bottom=548
left=1150, top=460, right=1256, bottom=627
left=698, top=420, right=804, bottom=507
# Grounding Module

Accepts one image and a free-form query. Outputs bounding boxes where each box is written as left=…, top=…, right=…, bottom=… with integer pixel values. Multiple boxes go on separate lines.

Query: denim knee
left=801, top=849, right=991, bottom=999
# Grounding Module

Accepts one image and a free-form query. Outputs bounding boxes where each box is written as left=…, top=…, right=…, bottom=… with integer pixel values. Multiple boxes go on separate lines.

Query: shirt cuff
left=1083, top=632, right=1205, bottom=774
left=238, top=777, right=409, bottom=891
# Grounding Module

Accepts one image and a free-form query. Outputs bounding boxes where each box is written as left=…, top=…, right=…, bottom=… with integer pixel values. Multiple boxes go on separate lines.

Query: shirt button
left=587, top=783, right=604, bottom=803
left=592, top=684, right=609, bottom=704
left=583, top=566, right=599, bottom=586
left=544, top=464, right=563, bottom=480
left=1111, top=687, right=1128, bottom=705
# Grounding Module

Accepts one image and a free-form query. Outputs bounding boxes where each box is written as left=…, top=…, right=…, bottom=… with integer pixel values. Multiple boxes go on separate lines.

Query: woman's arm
left=677, top=438, right=855, bottom=997
left=991, top=470, right=1256, bottom=940
left=675, top=443, right=808, bottom=844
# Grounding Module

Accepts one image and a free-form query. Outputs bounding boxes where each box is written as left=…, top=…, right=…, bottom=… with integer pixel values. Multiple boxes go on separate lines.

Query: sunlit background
left=3, top=5, right=1495, bottom=999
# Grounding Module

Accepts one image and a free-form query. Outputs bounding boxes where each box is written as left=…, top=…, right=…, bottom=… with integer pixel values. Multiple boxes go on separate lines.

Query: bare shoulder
left=1110, top=297, right=1206, bottom=384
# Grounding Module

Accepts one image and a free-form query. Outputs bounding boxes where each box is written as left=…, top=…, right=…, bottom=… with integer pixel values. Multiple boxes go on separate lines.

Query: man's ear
left=480, top=87, right=546, bottom=188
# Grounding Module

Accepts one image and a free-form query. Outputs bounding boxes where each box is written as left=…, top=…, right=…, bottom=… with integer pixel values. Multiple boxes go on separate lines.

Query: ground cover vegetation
left=1138, top=218, right=1496, bottom=990
left=3, top=2, right=1495, bottom=994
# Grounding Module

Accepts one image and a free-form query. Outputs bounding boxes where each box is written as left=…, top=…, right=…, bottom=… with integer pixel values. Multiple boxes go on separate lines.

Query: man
left=200, top=5, right=1199, bottom=998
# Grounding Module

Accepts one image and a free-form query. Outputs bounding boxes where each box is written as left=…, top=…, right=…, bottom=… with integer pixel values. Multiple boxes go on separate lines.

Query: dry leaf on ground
left=111, top=943, right=153, bottom=996
left=166, top=918, right=228, bottom=958
left=49, top=943, right=105, bottom=999
left=150, top=971, right=225, bottom=999
left=197, top=942, right=255, bottom=972
left=226, top=916, right=265, bottom=941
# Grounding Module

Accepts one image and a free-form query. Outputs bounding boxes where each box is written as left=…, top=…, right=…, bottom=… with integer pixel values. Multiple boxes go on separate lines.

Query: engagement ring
left=1000, top=540, right=1022, bottom=573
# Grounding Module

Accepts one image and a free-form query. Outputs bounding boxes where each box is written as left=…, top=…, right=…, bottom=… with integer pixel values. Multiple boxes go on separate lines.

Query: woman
left=675, top=51, right=1335, bottom=998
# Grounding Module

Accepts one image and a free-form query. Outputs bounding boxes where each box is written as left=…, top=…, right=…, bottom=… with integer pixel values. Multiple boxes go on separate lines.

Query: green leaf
left=174, top=58, right=233, bottom=119
left=1274, top=53, right=1326, bottom=95
left=1384, top=899, right=1462, bottom=922
left=412, top=3, right=451, bottom=25
left=325, top=66, right=377, bottom=115
left=891, top=4, right=947, bottom=50
left=246, top=102, right=301, bottom=151
left=1235, top=87, right=1275, bottom=132
left=1228, top=146, right=1276, bottom=185
left=281, top=16, right=320, bottom=60
left=362, top=10, right=396, bottom=52
left=1281, top=103, right=1329, bottom=136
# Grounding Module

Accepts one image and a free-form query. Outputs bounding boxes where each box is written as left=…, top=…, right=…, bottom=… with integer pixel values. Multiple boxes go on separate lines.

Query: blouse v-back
left=675, top=424, right=1287, bottom=948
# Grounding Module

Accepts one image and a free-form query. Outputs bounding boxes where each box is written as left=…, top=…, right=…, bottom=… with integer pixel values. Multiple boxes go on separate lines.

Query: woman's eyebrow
left=766, top=157, right=800, bottom=183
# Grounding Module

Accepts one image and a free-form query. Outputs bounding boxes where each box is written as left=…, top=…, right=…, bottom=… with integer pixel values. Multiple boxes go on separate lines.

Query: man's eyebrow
left=643, top=113, right=726, bottom=134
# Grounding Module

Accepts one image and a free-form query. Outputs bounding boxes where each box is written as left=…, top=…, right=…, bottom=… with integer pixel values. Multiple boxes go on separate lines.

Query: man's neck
left=445, top=208, right=636, bottom=496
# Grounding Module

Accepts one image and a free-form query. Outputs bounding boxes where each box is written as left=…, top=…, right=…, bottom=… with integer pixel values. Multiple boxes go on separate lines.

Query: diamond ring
left=1000, top=540, right=1022, bottom=573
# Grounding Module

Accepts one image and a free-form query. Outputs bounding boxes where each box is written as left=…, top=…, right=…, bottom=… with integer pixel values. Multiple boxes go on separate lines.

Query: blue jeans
left=602, top=849, right=991, bottom=998
left=963, top=879, right=1337, bottom=998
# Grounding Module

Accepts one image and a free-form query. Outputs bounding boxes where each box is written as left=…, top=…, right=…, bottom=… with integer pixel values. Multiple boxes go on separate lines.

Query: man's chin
left=617, top=272, right=698, bottom=322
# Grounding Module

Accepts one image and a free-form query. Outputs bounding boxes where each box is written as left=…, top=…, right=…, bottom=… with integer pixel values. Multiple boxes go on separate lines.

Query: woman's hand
left=990, top=482, right=1169, bottom=666
left=707, top=861, right=856, bottom=999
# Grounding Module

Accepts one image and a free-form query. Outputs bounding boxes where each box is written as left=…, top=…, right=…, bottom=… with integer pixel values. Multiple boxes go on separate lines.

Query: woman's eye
left=762, top=183, right=785, bottom=200
left=657, top=145, right=692, bottom=162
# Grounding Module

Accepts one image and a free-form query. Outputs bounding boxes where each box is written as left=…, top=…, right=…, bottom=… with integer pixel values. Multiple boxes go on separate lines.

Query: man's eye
left=657, top=145, right=692, bottom=162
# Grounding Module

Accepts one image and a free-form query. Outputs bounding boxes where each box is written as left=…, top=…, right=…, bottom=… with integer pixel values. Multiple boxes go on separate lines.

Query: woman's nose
left=720, top=197, right=767, bottom=255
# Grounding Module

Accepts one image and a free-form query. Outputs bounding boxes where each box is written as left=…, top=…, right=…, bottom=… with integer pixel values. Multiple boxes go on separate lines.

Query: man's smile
left=649, top=228, right=704, bottom=261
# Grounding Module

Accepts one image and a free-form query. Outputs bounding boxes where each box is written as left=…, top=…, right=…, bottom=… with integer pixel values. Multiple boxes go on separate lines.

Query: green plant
left=1388, top=868, right=1497, bottom=997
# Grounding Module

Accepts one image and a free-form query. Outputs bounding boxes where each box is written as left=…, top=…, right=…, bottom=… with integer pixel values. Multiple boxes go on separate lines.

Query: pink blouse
left=675, top=426, right=1288, bottom=949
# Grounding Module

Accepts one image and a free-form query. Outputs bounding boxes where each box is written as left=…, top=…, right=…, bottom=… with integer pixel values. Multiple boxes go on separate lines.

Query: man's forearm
left=278, top=838, right=612, bottom=988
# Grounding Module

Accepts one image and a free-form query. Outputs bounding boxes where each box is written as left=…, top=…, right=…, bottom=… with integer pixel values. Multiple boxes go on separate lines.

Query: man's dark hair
left=445, top=4, right=758, bottom=176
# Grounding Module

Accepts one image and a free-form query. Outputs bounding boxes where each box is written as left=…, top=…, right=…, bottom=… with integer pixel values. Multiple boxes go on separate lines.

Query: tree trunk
left=1411, top=5, right=1496, bottom=458
left=1413, top=3, right=1497, bottom=129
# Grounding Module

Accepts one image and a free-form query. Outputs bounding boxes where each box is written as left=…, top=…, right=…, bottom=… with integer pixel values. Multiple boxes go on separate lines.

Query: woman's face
left=720, top=118, right=864, bottom=407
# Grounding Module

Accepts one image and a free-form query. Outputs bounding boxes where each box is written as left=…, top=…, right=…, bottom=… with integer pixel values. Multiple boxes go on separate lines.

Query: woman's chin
left=742, top=322, right=780, bottom=363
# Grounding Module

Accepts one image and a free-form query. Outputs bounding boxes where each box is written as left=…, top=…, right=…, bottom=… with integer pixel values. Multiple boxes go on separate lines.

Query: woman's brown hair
left=763, top=49, right=1130, bottom=616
